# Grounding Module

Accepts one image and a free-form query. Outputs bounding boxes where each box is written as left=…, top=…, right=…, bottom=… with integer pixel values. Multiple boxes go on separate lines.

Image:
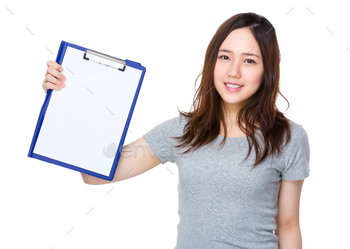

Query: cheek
left=213, top=64, right=226, bottom=81
left=246, top=71, right=264, bottom=87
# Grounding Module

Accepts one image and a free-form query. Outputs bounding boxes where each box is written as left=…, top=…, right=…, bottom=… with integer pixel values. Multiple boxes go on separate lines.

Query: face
left=214, top=27, right=264, bottom=113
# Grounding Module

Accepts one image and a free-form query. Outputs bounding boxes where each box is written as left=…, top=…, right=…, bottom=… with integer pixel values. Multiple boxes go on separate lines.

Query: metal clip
left=83, top=50, right=126, bottom=71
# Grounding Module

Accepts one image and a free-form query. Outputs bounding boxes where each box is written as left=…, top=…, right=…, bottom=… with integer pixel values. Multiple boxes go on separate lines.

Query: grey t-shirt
left=143, top=114, right=310, bottom=249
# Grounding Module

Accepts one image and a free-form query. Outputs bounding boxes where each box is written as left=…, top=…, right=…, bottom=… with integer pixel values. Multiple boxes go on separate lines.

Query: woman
left=42, top=12, right=310, bottom=249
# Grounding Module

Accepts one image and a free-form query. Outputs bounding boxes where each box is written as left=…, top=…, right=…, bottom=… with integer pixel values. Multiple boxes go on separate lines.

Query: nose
left=226, top=66, right=235, bottom=75
left=226, top=64, right=241, bottom=78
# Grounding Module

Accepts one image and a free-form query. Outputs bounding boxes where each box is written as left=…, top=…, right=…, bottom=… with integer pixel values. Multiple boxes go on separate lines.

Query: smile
left=225, top=83, right=243, bottom=88
left=224, top=82, right=244, bottom=92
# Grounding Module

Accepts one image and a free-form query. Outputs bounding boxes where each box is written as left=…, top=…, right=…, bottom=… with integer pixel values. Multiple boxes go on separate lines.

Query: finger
left=47, top=60, right=64, bottom=72
left=43, top=81, right=63, bottom=93
left=44, top=74, right=66, bottom=87
left=47, top=66, right=66, bottom=82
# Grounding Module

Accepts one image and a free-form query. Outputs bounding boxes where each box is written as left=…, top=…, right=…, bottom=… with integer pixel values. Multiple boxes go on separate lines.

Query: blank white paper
left=33, top=46, right=143, bottom=176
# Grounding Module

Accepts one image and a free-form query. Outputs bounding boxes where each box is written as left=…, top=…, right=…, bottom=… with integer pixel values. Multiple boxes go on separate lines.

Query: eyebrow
left=218, top=49, right=261, bottom=59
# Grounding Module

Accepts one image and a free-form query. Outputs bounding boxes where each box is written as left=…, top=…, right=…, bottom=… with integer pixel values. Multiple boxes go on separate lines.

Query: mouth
left=224, top=82, right=244, bottom=89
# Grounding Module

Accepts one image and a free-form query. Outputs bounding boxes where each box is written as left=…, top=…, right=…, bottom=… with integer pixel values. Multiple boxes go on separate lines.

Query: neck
left=222, top=103, right=244, bottom=126
left=220, top=102, right=259, bottom=135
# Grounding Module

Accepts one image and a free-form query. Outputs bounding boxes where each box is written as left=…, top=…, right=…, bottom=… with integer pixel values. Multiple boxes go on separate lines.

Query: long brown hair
left=171, top=12, right=292, bottom=169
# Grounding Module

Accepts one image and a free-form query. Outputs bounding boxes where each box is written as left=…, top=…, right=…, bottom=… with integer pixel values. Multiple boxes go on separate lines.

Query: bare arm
left=275, top=179, right=305, bottom=248
left=275, top=224, right=302, bottom=249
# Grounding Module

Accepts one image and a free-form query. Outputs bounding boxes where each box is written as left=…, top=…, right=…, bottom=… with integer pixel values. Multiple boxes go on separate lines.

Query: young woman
left=42, top=12, right=310, bottom=249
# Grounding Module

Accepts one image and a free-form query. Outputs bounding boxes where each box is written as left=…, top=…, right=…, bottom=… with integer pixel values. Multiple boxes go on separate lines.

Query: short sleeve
left=142, top=116, right=179, bottom=164
left=281, top=125, right=310, bottom=181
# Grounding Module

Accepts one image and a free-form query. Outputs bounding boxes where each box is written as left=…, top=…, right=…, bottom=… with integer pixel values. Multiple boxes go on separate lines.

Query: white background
left=1, top=0, right=349, bottom=248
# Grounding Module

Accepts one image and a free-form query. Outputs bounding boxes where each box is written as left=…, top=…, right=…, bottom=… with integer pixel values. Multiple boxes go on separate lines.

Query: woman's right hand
left=42, top=60, right=67, bottom=93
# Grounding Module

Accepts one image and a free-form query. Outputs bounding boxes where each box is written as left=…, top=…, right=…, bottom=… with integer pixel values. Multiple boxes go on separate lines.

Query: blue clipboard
left=28, top=41, right=146, bottom=181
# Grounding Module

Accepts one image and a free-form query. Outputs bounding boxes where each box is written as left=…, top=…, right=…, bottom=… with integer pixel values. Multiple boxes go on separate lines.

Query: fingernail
left=60, top=67, right=64, bottom=72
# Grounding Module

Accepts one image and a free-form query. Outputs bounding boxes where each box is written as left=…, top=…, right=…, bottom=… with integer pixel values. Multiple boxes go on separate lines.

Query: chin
left=221, top=97, right=245, bottom=105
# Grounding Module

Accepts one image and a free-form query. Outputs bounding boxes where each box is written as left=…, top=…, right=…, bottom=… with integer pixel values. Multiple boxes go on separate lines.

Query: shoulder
left=155, top=113, right=188, bottom=131
left=283, top=119, right=309, bottom=151
left=279, top=119, right=311, bottom=180
left=287, top=119, right=308, bottom=141
left=143, top=114, right=189, bottom=140
left=165, top=114, right=189, bottom=137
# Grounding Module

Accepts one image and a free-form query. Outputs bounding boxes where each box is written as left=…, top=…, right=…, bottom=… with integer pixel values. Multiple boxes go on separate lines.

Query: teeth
left=226, top=83, right=242, bottom=88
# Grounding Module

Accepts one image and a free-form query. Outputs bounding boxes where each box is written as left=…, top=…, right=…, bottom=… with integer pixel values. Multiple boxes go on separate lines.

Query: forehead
left=220, top=27, right=261, bottom=54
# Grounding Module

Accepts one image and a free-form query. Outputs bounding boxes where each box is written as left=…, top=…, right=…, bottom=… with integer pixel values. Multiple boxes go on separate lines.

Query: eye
left=219, top=55, right=230, bottom=60
left=245, top=59, right=256, bottom=64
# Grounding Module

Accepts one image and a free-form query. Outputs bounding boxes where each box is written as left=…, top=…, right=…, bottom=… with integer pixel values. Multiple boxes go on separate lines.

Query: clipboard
left=28, top=41, right=146, bottom=181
